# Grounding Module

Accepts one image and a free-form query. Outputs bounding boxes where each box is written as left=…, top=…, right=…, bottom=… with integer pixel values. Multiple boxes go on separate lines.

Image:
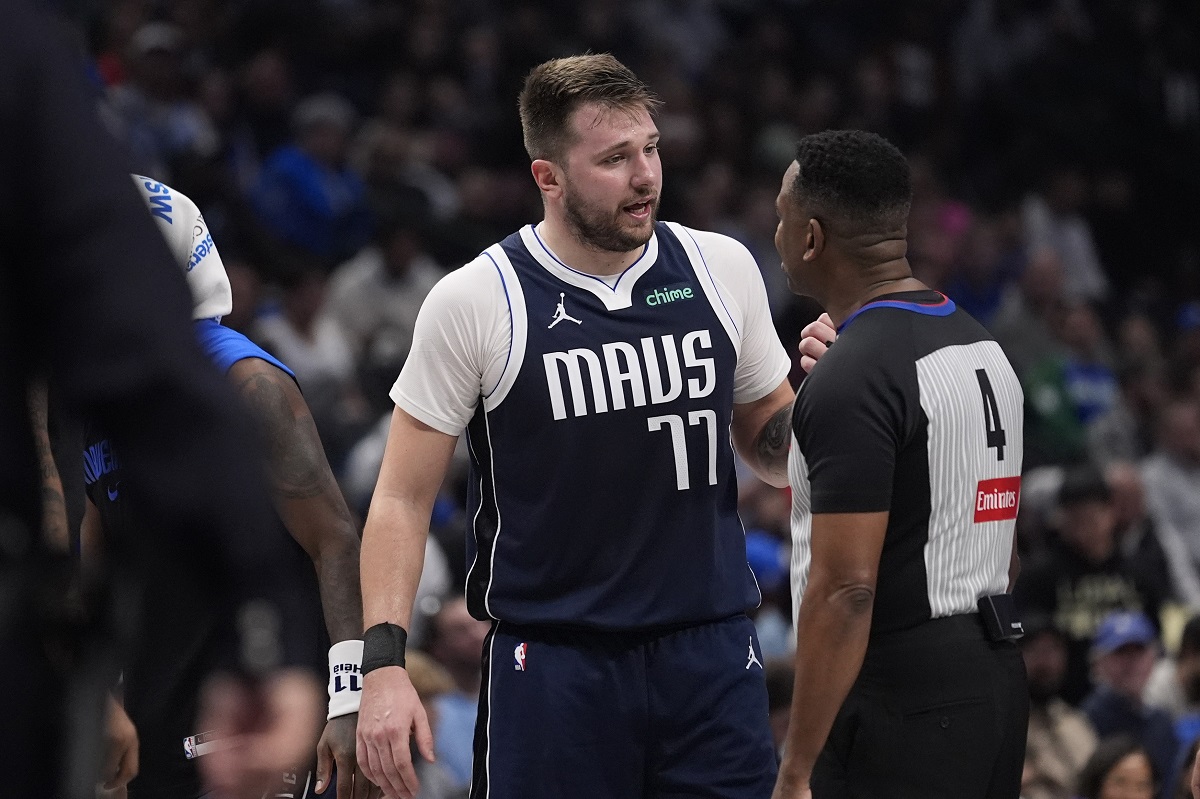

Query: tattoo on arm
left=28, top=380, right=70, bottom=550
left=755, top=404, right=793, bottom=476
left=236, top=371, right=331, bottom=500
left=236, top=365, right=364, bottom=640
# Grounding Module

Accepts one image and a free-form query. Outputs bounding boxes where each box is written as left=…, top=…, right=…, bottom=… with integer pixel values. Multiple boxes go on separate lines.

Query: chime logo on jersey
left=974, top=476, right=1021, bottom=522
left=644, top=282, right=695, bottom=307
left=542, top=329, right=716, bottom=420
left=514, top=642, right=527, bottom=671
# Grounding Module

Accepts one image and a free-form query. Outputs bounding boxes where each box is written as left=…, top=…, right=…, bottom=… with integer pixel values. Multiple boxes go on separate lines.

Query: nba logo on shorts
left=514, top=642, right=527, bottom=671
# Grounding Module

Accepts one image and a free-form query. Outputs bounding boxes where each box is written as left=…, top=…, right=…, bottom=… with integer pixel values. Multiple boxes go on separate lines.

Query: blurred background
left=50, top=1, right=1200, bottom=796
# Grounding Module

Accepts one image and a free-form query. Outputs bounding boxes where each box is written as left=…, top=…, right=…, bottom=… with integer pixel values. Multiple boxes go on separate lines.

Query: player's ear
left=804, top=217, right=825, bottom=261
left=531, top=160, right=563, bottom=199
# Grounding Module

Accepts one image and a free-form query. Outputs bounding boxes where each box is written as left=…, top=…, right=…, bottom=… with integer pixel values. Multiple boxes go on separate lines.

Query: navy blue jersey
left=464, top=222, right=759, bottom=630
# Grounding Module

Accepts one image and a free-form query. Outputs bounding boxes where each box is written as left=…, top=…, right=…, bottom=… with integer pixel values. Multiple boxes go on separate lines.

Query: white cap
left=132, top=175, right=233, bottom=321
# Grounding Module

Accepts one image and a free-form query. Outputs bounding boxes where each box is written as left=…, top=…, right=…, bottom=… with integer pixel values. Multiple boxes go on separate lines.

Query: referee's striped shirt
left=789, top=291, right=1024, bottom=635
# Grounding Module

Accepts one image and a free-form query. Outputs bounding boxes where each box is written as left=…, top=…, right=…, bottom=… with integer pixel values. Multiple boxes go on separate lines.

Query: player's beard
left=563, top=183, right=657, bottom=254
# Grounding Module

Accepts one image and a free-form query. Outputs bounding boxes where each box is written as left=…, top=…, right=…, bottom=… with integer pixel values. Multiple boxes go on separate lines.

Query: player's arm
left=357, top=406, right=457, bottom=799
left=230, top=358, right=362, bottom=643
left=76, top=498, right=141, bottom=793
left=731, top=380, right=795, bottom=488
left=773, top=512, right=887, bottom=799
left=28, top=379, right=70, bottom=552
left=735, top=313, right=839, bottom=490
left=227, top=357, right=375, bottom=797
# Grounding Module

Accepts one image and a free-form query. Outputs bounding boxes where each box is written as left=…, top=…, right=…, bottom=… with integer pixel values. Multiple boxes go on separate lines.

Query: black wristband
left=361, top=622, right=408, bottom=674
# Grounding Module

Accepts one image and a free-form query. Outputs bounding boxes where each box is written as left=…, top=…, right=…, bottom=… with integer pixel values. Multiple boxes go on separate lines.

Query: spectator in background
left=1089, top=361, right=1167, bottom=468
left=1016, top=464, right=1165, bottom=704
left=1106, top=463, right=1176, bottom=608
left=352, top=122, right=437, bottom=229
left=1173, top=737, right=1200, bottom=799
left=251, top=261, right=366, bottom=465
left=1023, top=302, right=1117, bottom=467
left=1076, top=735, right=1158, bottom=799
left=1022, top=164, right=1109, bottom=304
left=222, top=49, right=298, bottom=191
left=1145, top=616, right=1200, bottom=741
left=426, top=596, right=490, bottom=793
left=322, top=212, right=443, bottom=374
left=254, top=263, right=356, bottom=403
left=429, top=167, right=521, bottom=268
left=107, top=21, right=219, bottom=181
left=1082, top=611, right=1178, bottom=798
left=253, top=93, right=372, bottom=265
left=991, top=246, right=1069, bottom=379
left=942, top=215, right=1023, bottom=328
left=1021, top=614, right=1098, bottom=799
left=1143, top=399, right=1200, bottom=608
left=220, top=258, right=263, bottom=335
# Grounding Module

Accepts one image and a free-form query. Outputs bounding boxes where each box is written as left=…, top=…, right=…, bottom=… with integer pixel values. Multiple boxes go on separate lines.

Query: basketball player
left=356, top=54, right=795, bottom=799
left=81, top=178, right=374, bottom=799
left=773, top=130, right=1028, bottom=799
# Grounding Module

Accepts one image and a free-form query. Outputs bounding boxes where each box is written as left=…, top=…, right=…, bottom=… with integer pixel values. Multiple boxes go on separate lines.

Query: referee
left=771, top=130, right=1028, bottom=799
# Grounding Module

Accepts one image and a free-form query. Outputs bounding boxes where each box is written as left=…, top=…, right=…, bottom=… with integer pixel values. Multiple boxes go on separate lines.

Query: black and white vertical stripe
left=916, top=340, right=1023, bottom=617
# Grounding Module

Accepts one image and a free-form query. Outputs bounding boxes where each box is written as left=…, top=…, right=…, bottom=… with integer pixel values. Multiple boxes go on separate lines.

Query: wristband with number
left=327, top=639, right=364, bottom=720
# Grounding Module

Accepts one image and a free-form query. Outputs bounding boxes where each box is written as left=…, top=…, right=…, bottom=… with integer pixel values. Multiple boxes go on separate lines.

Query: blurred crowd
left=72, top=0, right=1200, bottom=797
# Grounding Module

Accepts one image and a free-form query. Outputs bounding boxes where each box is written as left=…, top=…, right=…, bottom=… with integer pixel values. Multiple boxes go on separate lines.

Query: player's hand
left=798, top=313, right=836, bottom=373
left=1190, top=747, right=1200, bottom=799
left=356, top=667, right=435, bottom=799
left=196, top=668, right=324, bottom=799
left=99, top=694, right=138, bottom=791
left=316, top=714, right=380, bottom=798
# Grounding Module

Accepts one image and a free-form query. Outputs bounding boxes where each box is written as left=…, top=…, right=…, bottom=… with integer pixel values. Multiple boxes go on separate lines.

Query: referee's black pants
left=811, top=613, right=1029, bottom=799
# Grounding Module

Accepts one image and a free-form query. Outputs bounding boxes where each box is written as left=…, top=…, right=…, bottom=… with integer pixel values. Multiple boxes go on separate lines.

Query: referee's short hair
left=790, top=130, right=912, bottom=233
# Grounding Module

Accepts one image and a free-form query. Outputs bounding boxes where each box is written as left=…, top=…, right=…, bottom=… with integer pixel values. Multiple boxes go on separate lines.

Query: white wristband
left=327, top=639, right=364, bottom=720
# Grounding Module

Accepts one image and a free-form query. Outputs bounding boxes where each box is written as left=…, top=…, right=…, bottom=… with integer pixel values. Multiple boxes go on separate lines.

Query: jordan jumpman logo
left=745, top=637, right=762, bottom=670
left=548, top=292, right=583, bottom=329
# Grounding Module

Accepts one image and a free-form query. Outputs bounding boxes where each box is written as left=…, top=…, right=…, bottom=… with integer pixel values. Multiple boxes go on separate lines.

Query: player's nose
left=631, top=153, right=657, bottom=189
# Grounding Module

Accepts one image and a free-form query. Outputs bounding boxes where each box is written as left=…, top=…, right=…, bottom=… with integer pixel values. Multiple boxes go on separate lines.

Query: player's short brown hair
left=518, top=53, right=661, bottom=163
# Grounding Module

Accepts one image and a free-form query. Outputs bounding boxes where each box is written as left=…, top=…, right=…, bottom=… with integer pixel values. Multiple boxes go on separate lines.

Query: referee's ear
left=804, top=217, right=825, bottom=262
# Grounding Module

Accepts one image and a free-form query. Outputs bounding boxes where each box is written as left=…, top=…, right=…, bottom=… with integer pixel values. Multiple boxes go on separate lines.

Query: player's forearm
left=310, top=529, right=364, bottom=643
left=360, top=492, right=430, bottom=632
left=732, top=381, right=795, bottom=488
left=274, top=478, right=364, bottom=642
left=779, top=579, right=874, bottom=785
left=28, top=380, right=71, bottom=551
left=747, top=403, right=793, bottom=488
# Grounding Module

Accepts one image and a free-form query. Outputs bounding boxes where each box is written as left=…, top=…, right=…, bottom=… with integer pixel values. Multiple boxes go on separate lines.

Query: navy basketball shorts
left=470, top=614, right=778, bottom=799
left=811, top=614, right=1029, bottom=799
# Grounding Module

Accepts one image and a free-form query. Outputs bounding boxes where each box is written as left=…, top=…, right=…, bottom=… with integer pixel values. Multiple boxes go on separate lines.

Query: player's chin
left=614, top=217, right=654, bottom=247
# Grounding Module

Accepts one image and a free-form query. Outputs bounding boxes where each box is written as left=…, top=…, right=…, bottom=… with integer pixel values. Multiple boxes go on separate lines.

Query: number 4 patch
left=975, top=369, right=1006, bottom=461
